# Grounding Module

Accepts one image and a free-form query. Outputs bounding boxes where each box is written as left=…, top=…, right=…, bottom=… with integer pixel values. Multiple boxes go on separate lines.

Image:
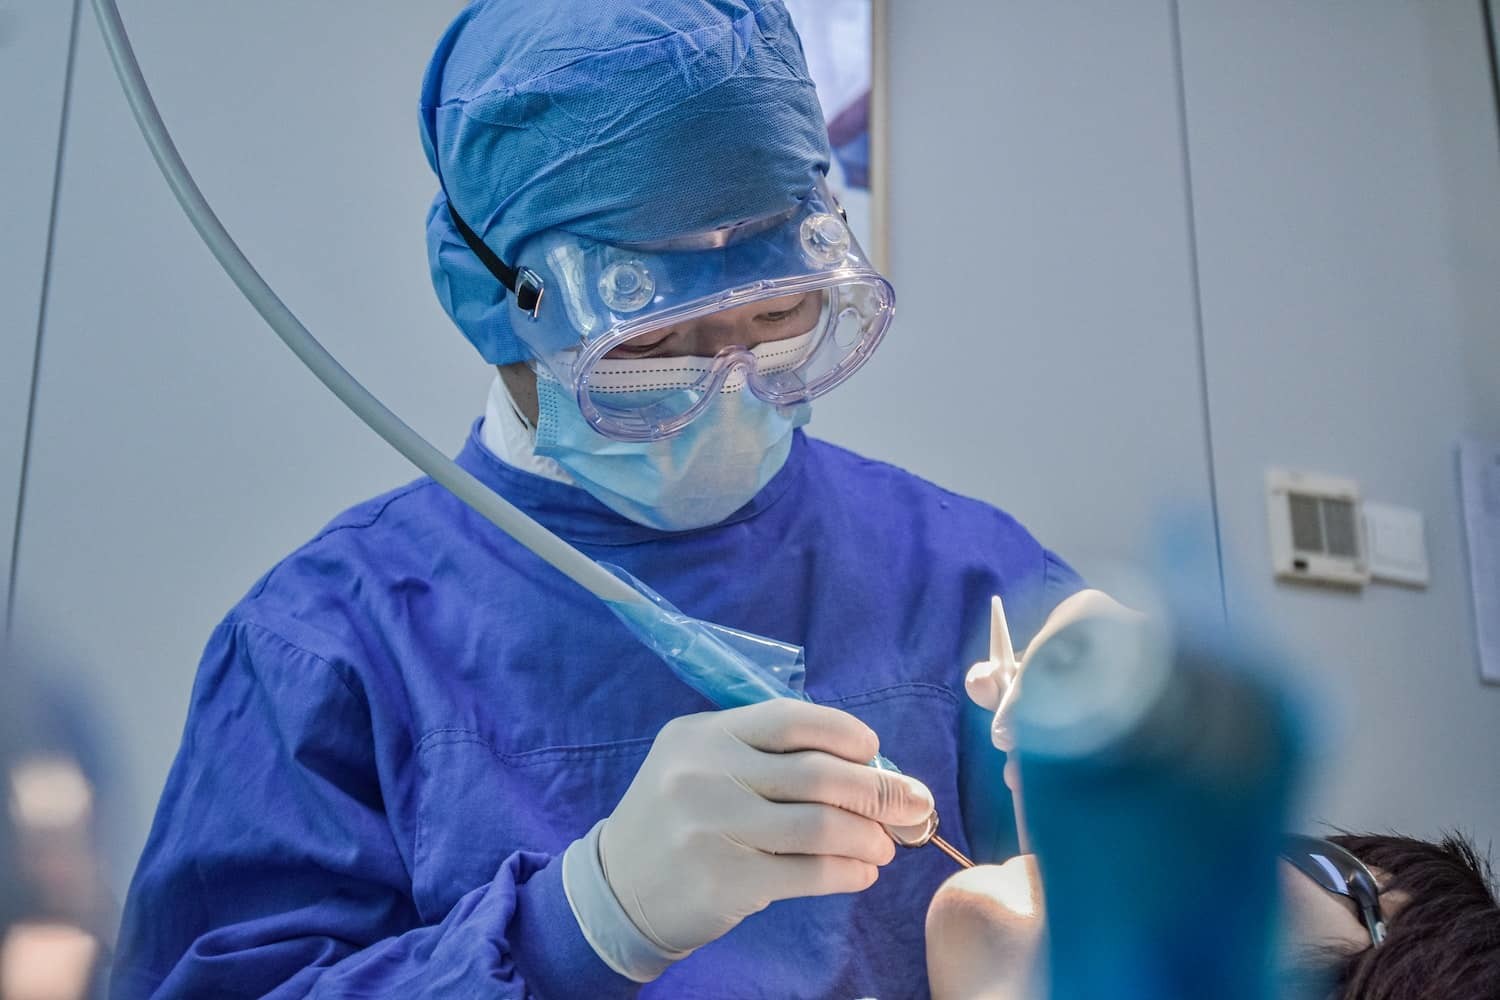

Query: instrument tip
left=930, top=834, right=975, bottom=869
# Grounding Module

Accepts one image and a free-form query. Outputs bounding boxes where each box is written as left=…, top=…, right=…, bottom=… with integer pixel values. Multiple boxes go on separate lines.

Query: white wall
left=1180, top=0, right=1500, bottom=839
left=5, top=0, right=1500, bottom=902
left=818, top=1, right=1221, bottom=581
left=1443, top=1, right=1500, bottom=439
left=6, top=1, right=473, bottom=883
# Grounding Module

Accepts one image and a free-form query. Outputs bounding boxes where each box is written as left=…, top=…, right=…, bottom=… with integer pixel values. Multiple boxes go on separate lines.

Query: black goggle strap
left=446, top=201, right=543, bottom=318
left=431, top=156, right=544, bottom=319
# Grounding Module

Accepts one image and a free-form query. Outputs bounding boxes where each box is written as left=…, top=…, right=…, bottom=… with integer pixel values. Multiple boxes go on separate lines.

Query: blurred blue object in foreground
left=1013, top=581, right=1309, bottom=999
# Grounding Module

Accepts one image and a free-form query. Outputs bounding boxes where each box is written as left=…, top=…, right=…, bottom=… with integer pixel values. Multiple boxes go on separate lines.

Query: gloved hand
left=965, top=588, right=1137, bottom=753
left=958, top=589, right=1136, bottom=853
left=567, top=698, right=935, bottom=978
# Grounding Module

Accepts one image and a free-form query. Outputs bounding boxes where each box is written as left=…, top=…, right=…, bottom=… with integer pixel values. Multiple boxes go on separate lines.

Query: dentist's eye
left=608, top=331, right=675, bottom=357
left=757, top=294, right=813, bottom=324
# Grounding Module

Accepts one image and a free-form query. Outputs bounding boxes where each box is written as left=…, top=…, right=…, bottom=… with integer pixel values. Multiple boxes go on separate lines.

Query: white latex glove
left=926, top=854, right=1046, bottom=1000
left=965, top=588, right=1138, bottom=753
left=565, top=698, right=936, bottom=980
left=960, top=589, right=1136, bottom=853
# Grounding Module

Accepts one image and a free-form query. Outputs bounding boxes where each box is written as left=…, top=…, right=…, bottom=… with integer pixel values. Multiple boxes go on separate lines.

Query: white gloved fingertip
left=965, top=660, right=1003, bottom=711
left=906, top=776, right=936, bottom=812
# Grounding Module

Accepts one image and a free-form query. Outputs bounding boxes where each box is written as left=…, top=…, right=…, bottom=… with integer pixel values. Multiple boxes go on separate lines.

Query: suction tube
left=88, top=0, right=640, bottom=608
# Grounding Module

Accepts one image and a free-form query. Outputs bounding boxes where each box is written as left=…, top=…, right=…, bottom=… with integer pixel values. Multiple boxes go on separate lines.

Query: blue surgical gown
left=112, top=426, right=1081, bottom=999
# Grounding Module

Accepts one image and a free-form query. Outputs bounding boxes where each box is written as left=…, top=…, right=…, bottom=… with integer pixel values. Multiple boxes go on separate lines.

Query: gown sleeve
left=109, top=620, right=640, bottom=1000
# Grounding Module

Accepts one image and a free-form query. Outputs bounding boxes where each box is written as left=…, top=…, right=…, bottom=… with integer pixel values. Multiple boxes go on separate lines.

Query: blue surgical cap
left=420, top=0, right=833, bottom=365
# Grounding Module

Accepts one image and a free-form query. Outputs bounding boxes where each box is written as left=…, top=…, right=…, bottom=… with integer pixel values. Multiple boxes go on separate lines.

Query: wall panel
left=1181, top=0, right=1500, bottom=839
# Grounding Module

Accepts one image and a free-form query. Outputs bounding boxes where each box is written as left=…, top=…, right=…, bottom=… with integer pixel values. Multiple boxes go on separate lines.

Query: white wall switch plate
left=1363, top=501, right=1430, bottom=588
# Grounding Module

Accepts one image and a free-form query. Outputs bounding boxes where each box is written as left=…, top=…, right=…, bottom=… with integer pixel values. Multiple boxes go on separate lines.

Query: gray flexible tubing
left=90, top=0, right=641, bottom=606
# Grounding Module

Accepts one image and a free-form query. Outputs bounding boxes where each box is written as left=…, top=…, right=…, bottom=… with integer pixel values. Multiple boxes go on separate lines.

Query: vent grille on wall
left=1267, top=469, right=1370, bottom=587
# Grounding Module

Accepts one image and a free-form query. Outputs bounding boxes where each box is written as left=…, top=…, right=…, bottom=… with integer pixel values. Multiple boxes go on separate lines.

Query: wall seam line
left=7, top=0, right=85, bottom=637
left=1169, top=0, right=1230, bottom=625
left=1483, top=0, right=1500, bottom=157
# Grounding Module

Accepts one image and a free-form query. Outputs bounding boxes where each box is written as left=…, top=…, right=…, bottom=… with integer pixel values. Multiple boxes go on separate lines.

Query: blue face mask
left=533, top=373, right=811, bottom=532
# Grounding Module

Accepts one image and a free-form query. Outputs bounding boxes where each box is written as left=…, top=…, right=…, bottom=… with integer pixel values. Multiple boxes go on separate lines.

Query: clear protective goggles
left=507, top=178, right=895, bottom=441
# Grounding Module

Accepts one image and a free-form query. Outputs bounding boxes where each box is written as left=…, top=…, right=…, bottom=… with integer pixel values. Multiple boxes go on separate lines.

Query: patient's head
left=1287, top=832, right=1500, bottom=999
left=927, top=832, right=1500, bottom=999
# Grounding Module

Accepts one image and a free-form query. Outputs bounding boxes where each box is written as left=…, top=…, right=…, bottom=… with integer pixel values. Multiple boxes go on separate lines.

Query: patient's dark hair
left=1322, top=832, right=1500, bottom=999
